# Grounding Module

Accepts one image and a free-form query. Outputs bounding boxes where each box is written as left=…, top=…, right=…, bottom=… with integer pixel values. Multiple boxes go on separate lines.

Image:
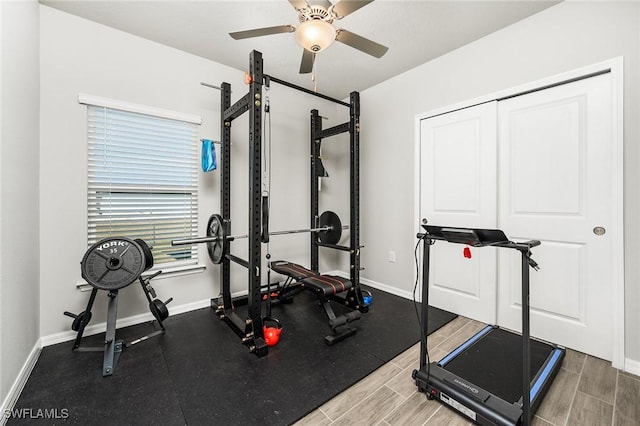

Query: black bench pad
left=269, top=260, right=317, bottom=281
left=269, top=260, right=352, bottom=296
left=302, top=275, right=352, bottom=296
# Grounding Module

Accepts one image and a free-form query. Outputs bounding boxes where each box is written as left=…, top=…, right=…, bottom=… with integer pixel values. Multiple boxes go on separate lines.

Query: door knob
left=593, top=226, right=606, bottom=236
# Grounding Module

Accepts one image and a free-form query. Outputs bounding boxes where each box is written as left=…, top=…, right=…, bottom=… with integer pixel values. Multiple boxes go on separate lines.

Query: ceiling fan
left=229, top=0, right=388, bottom=74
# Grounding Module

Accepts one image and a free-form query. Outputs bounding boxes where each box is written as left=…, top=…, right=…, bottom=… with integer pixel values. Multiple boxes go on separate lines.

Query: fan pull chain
left=312, top=53, right=318, bottom=92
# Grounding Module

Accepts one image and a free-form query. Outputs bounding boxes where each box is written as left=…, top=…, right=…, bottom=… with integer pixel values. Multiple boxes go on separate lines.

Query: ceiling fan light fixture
left=295, top=20, right=335, bottom=52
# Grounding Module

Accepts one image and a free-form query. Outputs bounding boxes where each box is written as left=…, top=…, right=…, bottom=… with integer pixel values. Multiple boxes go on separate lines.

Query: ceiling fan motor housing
left=296, top=5, right=336, bottom=53
left=228, top=0, right=387, bottom=74
left=298, top=5, right=334, bottom=24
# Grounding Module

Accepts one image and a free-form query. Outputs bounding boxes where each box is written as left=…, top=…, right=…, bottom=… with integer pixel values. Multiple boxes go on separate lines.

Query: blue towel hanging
left=201, top=139, right=217, bottom=172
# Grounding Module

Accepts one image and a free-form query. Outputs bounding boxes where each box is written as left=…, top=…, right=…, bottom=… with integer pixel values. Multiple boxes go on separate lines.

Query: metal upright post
left=522, top=247, right=532, bottom=426
left=349, top=92, right=361, bottom=291
left=420, top=236, right=431, bottom=368
left=310, top=109, right=321, bottom=272
left=72, top=288, right=98, bottom=349
left=247, top=50, right=267, bottom=356
left=220, top=82, right=232, bottom=310
left=102, top=290, right=121, bottom=376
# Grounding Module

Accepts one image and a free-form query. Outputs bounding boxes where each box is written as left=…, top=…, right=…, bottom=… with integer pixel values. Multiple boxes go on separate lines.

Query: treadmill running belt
left=441, top=328, right=556, bottom=403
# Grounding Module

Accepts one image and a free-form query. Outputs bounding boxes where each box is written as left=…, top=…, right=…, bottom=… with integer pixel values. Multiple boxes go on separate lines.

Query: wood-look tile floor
left=295, top=316, right=640, bottom=426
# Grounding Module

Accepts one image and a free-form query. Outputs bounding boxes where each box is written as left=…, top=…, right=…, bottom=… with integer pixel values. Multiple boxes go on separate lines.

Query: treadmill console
left=422, top=225, right=509, bottom=247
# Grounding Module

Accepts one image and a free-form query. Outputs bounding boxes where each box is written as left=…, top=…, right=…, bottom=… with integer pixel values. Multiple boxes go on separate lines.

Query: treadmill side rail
left=438, top=325, right=495, bottom=366
left=527, top=347, right=566, bottom=409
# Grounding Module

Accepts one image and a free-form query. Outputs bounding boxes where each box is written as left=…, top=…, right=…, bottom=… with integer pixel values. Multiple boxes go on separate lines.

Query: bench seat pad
left=302, top=275, right=352, bottom=296
left=269, top=260, right=317, bottom=281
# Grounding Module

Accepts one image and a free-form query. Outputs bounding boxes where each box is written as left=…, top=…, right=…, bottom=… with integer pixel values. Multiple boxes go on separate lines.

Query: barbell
left=172, top=210, right=347, bottom=264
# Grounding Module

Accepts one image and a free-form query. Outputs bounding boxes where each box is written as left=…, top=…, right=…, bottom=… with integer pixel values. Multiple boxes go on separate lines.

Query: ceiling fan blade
left=316, top=0, right=334, bottom=9
left=299, top=49, right=315, bottom=74
left=332, top=0, right=374, bottom=18
left=335, top=29, right=388, bottom=58
left=229, top=25, right=295, bottom=40
left=288, top=0, right=309, bottom=11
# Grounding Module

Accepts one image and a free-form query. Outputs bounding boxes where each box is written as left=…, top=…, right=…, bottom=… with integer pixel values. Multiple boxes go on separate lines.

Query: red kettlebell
left=262, top=318, right=283, bottom=347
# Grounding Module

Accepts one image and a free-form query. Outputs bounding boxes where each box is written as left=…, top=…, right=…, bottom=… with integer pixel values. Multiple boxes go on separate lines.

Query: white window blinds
left=87, top=105, right=199, bottom=267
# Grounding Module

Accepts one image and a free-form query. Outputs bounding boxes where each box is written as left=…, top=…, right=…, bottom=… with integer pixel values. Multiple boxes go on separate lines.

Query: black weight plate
left=81, top=237, right=146, bottom=290
left=207, top=214, right=225, bottom=264
left=150, top=299, right=169, bottom=322
left=318, top=211, right=342, bottom=245
left=134, top=238, right=154, bottom=271
left=71, top=311, right=92, bottom=332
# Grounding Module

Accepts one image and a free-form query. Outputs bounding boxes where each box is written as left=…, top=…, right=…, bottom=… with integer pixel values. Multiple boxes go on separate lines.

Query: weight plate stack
left=134, top=238, right=154, bottom=271
left=81, top=237, right=146, bottom=291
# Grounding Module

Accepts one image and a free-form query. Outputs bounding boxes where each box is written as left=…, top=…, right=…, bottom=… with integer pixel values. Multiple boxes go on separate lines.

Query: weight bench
left=269, top=260, right=362, bottom=345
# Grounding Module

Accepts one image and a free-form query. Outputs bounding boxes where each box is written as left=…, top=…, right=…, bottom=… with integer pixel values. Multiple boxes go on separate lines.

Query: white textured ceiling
left=40, top=0, right=560, bottom=99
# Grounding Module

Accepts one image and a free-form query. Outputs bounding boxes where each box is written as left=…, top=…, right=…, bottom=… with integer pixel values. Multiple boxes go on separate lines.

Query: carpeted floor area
left=9, top=287, right=456, bottom=425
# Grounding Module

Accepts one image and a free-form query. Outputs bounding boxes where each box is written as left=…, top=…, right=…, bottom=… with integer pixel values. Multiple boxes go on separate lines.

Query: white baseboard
left=359, top=276, right=415, bottom=301
left=325, top=270, right=415, bottom=301
left=41, top=298, right=213, bottom=347
left=625, top=357, right=640, bottom=376
left=0, top=341, right=41, bottom=426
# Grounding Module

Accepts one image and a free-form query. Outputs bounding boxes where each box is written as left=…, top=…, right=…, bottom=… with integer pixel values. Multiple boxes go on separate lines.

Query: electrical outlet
left=389, top=250, right=396, bottom=263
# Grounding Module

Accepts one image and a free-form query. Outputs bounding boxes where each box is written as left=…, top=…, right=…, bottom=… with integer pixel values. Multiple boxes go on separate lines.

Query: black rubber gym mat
left=441, top=327, right=556, bottom=403
left=9, top=287, right=456, bottom=426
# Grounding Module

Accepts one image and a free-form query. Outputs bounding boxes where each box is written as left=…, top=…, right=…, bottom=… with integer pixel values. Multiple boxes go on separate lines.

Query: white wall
left=359, top=1, right=640, bottom=364
left=39, top=5, right=343, bottom=338
left=0, top=0, right=40, bottom=407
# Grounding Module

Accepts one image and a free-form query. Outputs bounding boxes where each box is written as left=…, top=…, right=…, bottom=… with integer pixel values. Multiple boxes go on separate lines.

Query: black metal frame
left=65, top=273, right=168, bottom=377
left=311, top=91, right=367, bottom=313
left=212, top=51, right=268, bottom=357
left=211, top=50, right=366, bottom=357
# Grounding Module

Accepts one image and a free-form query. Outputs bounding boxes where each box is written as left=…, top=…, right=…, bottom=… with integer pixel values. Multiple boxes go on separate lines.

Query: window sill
left=75, top=263, right=207, bottom=292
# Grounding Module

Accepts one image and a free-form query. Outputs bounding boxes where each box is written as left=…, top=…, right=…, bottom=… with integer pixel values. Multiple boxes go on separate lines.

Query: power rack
left=211, top=50, right=366, bottom=356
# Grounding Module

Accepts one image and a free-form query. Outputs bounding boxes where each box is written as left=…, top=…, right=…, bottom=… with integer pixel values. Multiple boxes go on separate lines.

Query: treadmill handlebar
left=415, top=232, right=541, bottom=250
left=522, top=239, right=541, bottom=248
left=416, top=229, right=541, bottom=270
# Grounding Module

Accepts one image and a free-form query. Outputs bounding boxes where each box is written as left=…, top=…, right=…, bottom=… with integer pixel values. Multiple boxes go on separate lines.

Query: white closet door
left=497, top=73, right=614, bottom=360
left=419, top=102, right=498, bottom=324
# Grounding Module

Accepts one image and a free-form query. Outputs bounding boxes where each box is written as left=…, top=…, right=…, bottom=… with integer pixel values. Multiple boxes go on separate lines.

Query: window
left=82, top=95, right=200, bottom=269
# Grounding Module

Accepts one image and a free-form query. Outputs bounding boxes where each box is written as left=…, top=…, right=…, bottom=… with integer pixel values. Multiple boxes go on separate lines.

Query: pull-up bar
left=203, top=76, right=349, bottom=107
left=263, top=74, right=351, bottom=108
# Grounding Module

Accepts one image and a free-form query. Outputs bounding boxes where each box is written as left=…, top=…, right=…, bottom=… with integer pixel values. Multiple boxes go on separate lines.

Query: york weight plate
left=81, top=237, right=146, bottom=290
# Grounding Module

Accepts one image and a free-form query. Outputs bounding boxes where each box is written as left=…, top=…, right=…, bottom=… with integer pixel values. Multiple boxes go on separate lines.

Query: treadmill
left=412, top=224, right=565, bottom=426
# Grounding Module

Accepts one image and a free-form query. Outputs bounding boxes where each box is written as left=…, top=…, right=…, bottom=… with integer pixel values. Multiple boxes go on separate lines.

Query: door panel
left=504, top=240, right=585, bottom=322
left=420, top=102, right=497, bottom=324
left=497, top=73, right=613, bottom=360
left=508, top=98, right=584, bottom=215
